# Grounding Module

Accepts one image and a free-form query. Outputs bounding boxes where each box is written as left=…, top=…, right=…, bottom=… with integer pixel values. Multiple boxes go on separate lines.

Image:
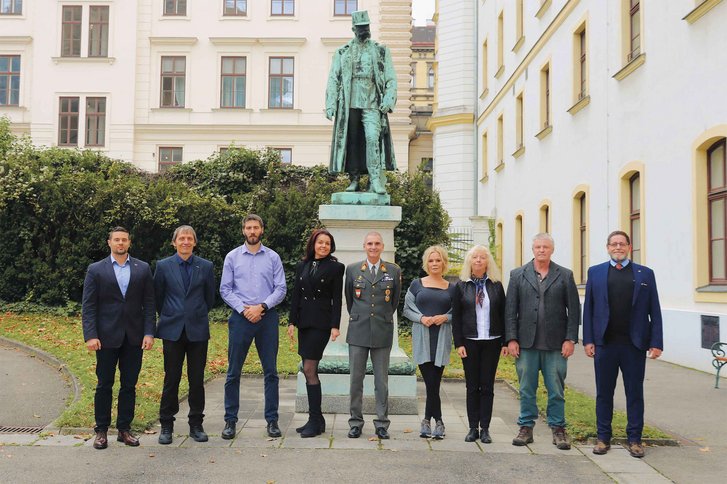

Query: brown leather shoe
left=551, top=426, right=571, bottom=450
left=592, top=439, right=611, bottom=455
left=628, top=441, right=645, bottom=458
left=512, top=426, right=534, bottom=446
left=93, top=430, right=108, bottom=450
left=116, top=430, right=140, bottom=447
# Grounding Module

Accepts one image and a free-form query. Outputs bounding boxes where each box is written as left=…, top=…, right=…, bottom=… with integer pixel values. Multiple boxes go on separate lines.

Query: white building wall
left=0, top=0, right=413, bottom=172
left=462, top=0, right=727, bottom=373
left=430, top=0, right=476, bottom=227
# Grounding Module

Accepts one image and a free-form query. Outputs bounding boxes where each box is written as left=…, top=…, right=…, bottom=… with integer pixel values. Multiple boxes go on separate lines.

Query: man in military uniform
left=344, top=231, right=401, bottom=439
left=325, top=10, right=397, bottom=195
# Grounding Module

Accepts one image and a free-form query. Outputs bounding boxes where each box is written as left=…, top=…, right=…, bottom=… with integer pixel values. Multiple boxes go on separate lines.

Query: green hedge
left=0, top=118, right=450, bottom=310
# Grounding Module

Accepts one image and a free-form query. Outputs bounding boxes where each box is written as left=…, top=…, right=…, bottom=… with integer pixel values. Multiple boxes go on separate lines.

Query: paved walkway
left=0, top=340, right=72, bottom=429
left=2, top=337, right=727, bottom=482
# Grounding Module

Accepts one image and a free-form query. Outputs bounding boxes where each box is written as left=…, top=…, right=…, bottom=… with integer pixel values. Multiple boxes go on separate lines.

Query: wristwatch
left=261, top=303, right=269, bottom=312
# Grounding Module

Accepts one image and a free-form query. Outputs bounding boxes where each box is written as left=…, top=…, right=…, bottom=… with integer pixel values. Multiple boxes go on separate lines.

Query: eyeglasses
left=608, top=242, right=629, bottom=248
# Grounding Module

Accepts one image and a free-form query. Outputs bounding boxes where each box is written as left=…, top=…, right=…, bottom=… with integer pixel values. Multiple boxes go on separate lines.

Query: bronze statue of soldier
left=325, top=10, right=397, bottom=195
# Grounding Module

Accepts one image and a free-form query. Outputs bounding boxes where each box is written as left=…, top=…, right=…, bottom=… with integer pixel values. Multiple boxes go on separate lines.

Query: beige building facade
left=408, top=23, right=434, bottom=174
left=432, top=0, right=727, bottom=374
left=0, top=0, right=413, bottom=172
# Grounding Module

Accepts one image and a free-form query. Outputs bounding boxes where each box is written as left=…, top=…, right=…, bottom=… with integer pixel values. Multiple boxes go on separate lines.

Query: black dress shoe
left=117, top=430, right=140, bottom=447
left=93, top=430, right=108, bottom=450
left=464, top=428, right=479, bottom=442
left=480, top=429, right=492, bottom=444
left=267, top=421, right=282, bottom=438
left=348, top=426, right=362, bottom=439
left=221, top=421, right=236, bottom=440
left=375, top=427, right=390, bottom=440
left=189, top=425, right=208, bottom=442
left=158, top=427, right=173, bottom=445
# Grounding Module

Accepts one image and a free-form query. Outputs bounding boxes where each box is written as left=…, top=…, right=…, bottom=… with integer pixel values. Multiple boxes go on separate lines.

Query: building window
left=481, top=132, right=488, bottom=180
left=629, top=173, right=641, bottom=263
left=58, top=97, right=80, bottom=146
left=164, top=0, right=186, bottom=16
left=628, top=0, right=640, bottom=61
left=0, top=55, right=20, bottom=106
left=577, top=27, right=587, bottom=99
left=223, top=0, right=247, bottom=16
left=515, top=92, right=524, bottom=150
left=497, top=114, right=504, bottom=165
left=708, top=139, right=727, bottom=283
left=88, top=6, right=109, bottom=58
left=334, top=0, right=357, bottom=16
left=268, top=57, right=294, bottom=109
left=427, top=65, right=434, bottom=89
left=515, top=214, right=523, bottom=267
left=422, top=157, right=433, bottom=190
left=160, top=56, right=186, bottom=108
left=159, top=147, right=183, bottom=172
left=271, top=0, right=294, bottom=16
left=61, top=6, right=82, bottom=58
left=496, top=222, right=503, bottom=266
left=497, top=11, right=504, bottom=70
left=482, top=40, right=488, bottom=93
left=577, top=193, right=587, bottom=284
left=540, top=204, right=550, bottom=233
left=273, top=148, right=292, bottom=164
left=0, top=0, right=22, bottom=15
left=541, top=64, right=551, bottom=128
left=221, top=57, right=246, bottom=108
left=84, top=97, right=106, bottom=147
left=515, top=0, right=524, bottom=43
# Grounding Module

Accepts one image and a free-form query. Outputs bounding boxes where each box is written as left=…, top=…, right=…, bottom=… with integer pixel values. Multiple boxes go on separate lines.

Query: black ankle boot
left=301, top=383, right=323, bottom=438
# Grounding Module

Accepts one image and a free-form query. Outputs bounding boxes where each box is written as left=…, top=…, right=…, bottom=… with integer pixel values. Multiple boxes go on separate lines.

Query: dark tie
left=371, top=265, right=376, bottom=279
left=615, top=263, right=623, bottom=270
left=180, top=262, right=191, bottom=292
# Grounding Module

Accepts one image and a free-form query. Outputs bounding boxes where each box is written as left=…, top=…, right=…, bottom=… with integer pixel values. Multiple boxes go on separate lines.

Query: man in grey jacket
left=504, top=233, right=580, bottom=450
left=344, top=231, right=401, bottom=440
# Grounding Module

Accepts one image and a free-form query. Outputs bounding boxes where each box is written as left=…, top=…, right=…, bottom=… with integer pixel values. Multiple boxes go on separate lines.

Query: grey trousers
left=348, top=344, right=391, bottom=430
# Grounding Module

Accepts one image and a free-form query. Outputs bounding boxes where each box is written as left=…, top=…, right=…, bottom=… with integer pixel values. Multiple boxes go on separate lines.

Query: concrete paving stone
left=330, top=431, right=381, bottom=450
left=33, top=435, right=86, bottom=447
left=428, top=438, right=483, bottom=453
left=528, top=441, right=581, bottom=456
left=136, top=434, right=183, bottom=448
left=609, top=472, right=672, bottom=483
left=387, top=430, right=426, bottom=441
left=0, top=434, right=39, bottom=445
left=179, top=437, right=234, bottom=448
left=240, top=419, right=269, bottom=429
left=230, top=436, right=281, bottom=449
left=380, top=438, right=431, bottom=451
left=480, top=442, right=532, bottom=454
left=280, top=435, right=331, bottom=449
left=582, top=447, right=658, bottom=473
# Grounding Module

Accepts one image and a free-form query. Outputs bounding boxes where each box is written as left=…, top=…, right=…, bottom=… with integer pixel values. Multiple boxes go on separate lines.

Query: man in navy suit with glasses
left=583, top=230, right=663, bottom=458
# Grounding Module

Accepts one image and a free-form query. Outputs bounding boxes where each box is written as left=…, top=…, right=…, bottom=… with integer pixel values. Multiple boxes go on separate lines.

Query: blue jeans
left=515, top=348, right=567, bottom=428
left=224, top=309, right=279, bottom=423
left=594, top=343, right=646, bottom=442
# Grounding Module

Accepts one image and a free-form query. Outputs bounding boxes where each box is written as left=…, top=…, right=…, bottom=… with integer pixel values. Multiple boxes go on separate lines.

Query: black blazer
left=153, top=254, right=216, bottom=342
left=82, top=256, right=156, bottom=348
left=451, top=278, right=506, bottom=348
left=289, top=256, right=345, bottom=330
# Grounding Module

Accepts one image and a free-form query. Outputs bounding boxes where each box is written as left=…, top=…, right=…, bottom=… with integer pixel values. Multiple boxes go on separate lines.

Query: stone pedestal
left=294, top=201, right=418, bottom=414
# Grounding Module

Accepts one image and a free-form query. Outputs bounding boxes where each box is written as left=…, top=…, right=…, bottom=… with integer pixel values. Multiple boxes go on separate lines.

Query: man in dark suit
left=344, top=231, right=401, bottom=440
left=154, top=225, right=216, bottom=445
left=583, top=230, right=663, bottom=458
left=505, top=233, right=580, bottom=450
left=82, top=227, right=156, bottom=450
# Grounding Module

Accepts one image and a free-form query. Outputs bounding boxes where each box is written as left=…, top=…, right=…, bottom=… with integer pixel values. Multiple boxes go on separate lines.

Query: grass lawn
left=0, top=312, right=669, bottom=440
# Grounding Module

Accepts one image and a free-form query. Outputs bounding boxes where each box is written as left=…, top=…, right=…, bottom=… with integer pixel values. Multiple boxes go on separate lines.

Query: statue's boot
left=345, top=176, right=360, bottom=192
left=369, top=167, right=387, bottom=195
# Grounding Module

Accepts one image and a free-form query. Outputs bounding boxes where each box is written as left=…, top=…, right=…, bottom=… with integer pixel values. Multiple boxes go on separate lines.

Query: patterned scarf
left=472, top=276, right=486, bottom=307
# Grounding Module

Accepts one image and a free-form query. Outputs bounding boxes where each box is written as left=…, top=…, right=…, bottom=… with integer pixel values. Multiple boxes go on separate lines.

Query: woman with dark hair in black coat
left=287, top=229, right=345, bottom=438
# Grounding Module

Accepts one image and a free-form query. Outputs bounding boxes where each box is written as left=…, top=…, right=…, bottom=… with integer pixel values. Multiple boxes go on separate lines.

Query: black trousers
left=159, top=330, right=208, bottom=427
left=462, top=338, right=502, bottom=430
left=94, top=336, right=143, bottom=432
left=419, top=362, right=444, bottom=420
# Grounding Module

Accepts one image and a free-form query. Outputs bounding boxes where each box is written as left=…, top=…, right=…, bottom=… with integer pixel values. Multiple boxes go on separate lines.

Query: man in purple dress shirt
left=220, top=214, right=287, bottom=439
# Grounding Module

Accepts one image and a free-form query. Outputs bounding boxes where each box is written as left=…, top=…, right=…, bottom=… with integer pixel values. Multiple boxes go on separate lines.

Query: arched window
left=427, top=66, right=434, bottom=89
left=629, top=173, right=641, bottom=263
left=708, top=139, right=727, bottom=283
left=515, top=214, right=523, bottom=267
